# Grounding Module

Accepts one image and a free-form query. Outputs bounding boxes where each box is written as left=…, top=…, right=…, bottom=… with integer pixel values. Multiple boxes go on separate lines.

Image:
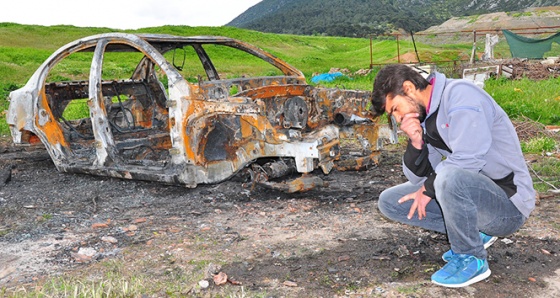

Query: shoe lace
left=447, top=254, right=474, bottom=270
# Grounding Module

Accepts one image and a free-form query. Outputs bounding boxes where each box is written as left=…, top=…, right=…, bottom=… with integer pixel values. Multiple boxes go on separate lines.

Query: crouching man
left=371, top=64, right=535, bottom=287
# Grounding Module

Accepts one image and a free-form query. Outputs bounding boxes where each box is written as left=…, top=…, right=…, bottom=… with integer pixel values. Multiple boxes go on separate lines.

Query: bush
left=521, top=137, right=557, bottom=154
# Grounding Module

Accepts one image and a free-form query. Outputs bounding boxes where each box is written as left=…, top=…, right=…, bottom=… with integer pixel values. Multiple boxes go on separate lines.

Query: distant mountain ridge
left=227, top=0, right=560, bottom=37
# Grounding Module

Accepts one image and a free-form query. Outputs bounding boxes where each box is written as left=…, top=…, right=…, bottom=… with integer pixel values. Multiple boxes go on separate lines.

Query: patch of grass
left=467, top=15, right=481, bottom=24
left=521, top=137, right=557, bottom=154
left=62, top=99, right=90, bottom=121
left=310, top=68, right=378, bottom=90
left=508, top=11, right=533, bottom=18
left=344, top=281, right=361, bottom=292
left=532, top=157, right=560, bottom=176
left=4, top=274, right=150, bottom=298
left=3, top=253, right=262, bottom=297
left=0, top=82, right=21, bottom=136
left=485, top=77, right=560, bottom=125
left=319, top=274, right=334, bottom=287
left=396, top=284, right=421, bottom=294
left=529, top=157, right=560, bottom=193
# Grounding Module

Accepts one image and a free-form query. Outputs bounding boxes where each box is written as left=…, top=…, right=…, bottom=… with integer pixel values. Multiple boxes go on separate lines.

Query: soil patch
left=0, top=135, right=559, bottom=297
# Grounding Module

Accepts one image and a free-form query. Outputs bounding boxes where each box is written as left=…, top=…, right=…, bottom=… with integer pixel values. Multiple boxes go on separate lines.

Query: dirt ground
left=0, top=134, right=558, bottom=297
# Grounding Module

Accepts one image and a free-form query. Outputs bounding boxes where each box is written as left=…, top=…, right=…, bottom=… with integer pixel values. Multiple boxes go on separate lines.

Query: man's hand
left=398, top=185, right=432, bottom=220
left=400, top=113, right=423, bottom=149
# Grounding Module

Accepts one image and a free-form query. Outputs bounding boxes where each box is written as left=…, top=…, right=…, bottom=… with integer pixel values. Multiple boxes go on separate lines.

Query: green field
left=1, top=22, right=559, bottom=132
left=0, top=22, right=559, bottom=297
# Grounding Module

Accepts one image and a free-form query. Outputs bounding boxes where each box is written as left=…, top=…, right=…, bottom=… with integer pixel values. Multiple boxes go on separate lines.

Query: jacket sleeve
left=403, top=140, right=433, bottom=177
left=402, top=140, right=438, bottom=198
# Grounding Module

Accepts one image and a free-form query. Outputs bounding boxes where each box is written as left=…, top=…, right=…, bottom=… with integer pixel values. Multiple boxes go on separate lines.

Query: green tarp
left=502, top=29, right=560, bottom=59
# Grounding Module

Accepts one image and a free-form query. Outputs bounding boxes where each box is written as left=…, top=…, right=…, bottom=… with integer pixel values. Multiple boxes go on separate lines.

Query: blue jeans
left=378, top=166, right=526, bottom=259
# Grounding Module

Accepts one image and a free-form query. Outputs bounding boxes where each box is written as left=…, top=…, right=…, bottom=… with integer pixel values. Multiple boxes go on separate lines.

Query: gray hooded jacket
left=402, top=72, right=535, bottom=218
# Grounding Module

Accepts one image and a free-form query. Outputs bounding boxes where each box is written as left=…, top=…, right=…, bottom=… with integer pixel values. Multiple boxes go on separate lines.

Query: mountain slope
left=227, top=0, right=560, bottom=37
left=423, top=6, right=560, bottom=33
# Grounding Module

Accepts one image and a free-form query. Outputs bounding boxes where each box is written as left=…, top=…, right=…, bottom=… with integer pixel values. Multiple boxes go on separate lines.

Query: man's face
left=385, top=93, right=427, bottom=124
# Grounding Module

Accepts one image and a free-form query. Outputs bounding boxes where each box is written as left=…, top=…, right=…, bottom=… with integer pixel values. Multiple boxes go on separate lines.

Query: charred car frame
left=7, top=33, right=396, bottom=192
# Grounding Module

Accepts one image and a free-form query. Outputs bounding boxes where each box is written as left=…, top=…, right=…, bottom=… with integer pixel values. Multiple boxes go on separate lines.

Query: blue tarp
left=311, top=72, right=344, bottom=83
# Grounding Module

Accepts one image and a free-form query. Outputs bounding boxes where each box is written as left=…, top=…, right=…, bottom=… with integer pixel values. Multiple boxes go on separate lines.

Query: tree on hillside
left=228, top=0, right=560, bottom=37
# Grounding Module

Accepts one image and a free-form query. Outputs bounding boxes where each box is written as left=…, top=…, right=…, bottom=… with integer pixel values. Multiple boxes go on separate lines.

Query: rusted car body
left=7, top=33, right=396, bottom=192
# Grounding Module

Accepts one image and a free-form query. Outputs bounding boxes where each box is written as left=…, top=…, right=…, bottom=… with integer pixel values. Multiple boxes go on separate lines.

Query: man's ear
left=402, top=81, right=415, bottom=95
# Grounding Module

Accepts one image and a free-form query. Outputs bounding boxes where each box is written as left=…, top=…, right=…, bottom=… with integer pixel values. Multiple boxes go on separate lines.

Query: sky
left=0, top=0, right=262, bottom=29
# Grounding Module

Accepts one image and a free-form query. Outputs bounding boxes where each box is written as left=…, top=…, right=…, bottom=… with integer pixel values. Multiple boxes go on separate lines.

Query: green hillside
left=0, top=23, right=468, bottom=89
left=0, top=23, right=462, bottom=135
left=1, top=23, right=559, bottom=138
left=228, top=0, right=560, bottom=37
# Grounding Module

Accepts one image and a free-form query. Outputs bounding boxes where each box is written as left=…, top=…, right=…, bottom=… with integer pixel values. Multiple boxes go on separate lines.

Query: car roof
left=83, top=32, right=303, bottom=77
left=135, top=34, right=241, bottom=52
left=38, top=32, right=303, bottom=80
left=76, top=33, right=253, bottom=53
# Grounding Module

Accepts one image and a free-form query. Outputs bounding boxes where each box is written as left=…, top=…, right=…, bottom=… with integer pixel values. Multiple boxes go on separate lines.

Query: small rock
left=396, top=245, right=410, bottom=258
left=72, top=247, right=97, bottom=262
left=101, top=236, right=118, bottom=244
left=71, top=253, right=92, bottom=263
left=128, top=224, right=138, bottom=231
left=501, top=238, right=514, bottom=245
left=198, top=280, right=209, bottom=289
left=92, top=223, right=109, bottom=229
left=167, top=227, right=181, bottom=233
left=213, top=272, right=228, bottom=286
left=283, top=280, right=298, bottom=287
left=338, top=255, right=351, bottom=262
left=77, top=247, right=97, bottom=257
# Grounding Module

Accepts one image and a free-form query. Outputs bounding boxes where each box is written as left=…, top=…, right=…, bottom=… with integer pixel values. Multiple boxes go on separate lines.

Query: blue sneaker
left=432, top=254, right=491, bottom=287
left=442, top=232, right=498, bottom=262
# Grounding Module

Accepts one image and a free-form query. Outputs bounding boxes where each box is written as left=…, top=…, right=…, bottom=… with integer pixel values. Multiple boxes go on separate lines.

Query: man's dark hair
left=371, top=64, right=430, bottom=115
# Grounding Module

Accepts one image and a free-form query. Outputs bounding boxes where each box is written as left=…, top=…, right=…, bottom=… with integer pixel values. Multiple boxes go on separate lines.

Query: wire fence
left=368, top=26, right=560, bottom=78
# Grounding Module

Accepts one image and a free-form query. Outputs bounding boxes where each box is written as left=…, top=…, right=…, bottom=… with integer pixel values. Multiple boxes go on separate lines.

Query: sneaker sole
left=432, top=269, right=491, bottom=288
left=483, top=236, right=498, bottom=249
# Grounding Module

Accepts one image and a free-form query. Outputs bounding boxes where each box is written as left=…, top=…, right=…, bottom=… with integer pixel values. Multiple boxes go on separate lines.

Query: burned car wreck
left=7, top=33, right=396, bottom=192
